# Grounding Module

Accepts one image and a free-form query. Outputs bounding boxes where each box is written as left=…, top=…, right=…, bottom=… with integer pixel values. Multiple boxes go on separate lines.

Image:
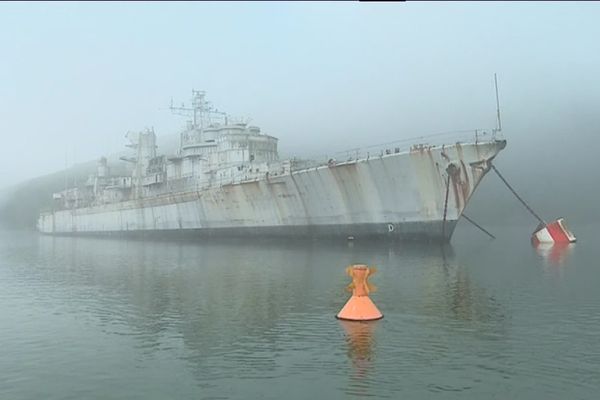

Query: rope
left=491, top=164, right=546, bottom=225
left=443, top=168, right=495, bottom=240
left=462, top=213, right=496, bottom=239
left=442, top=174, right=450, bottom=240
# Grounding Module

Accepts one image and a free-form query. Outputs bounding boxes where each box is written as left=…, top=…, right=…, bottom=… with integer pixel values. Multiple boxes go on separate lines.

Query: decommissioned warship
left=37, top=90, right=506, bottom=241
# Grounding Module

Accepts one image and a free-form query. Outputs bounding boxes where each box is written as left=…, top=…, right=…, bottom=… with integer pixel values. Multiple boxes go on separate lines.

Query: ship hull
left=38, top=140, right=506, bottom=242
left=38, top=221, right=458, bottom=242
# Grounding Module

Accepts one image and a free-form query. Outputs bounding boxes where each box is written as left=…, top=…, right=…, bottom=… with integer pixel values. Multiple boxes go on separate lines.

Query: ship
left=37, top=90, right=506, bottom=242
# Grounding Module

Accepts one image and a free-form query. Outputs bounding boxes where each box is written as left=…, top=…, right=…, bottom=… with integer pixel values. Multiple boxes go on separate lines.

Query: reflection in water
left=534, top=242, right=575, bottom=267
left=418, top=244, right=506, bottom=329
left=33, top=235, right=320, bottom=379
left=339, top=320, right=378, bottom=379
left=0, top=231, right=514, bottom=399
left=32, top=236, right=505, bottom=375
left=339, top=320, right=378, bottom=397
left=1, top=228, right=597, bottom=399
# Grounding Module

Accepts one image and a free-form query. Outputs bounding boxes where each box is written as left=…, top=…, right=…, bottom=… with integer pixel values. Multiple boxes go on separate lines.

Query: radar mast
left=169, top=90, right=228, bottom=130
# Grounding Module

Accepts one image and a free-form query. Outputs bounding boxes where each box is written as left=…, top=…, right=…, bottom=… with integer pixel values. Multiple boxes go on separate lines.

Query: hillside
left=0, top=132, right=180, bottom=229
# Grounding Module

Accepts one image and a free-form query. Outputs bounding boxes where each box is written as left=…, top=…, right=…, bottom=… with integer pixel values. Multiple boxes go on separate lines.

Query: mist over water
left=1, top=3, right=599, bottom=399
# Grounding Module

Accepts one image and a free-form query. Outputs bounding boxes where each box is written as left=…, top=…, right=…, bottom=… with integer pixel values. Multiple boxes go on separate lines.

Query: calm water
left=0, top=224, right=598, bottom=399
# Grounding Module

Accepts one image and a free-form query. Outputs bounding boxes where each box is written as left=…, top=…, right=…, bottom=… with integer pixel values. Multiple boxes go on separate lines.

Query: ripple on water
left=1, top=228, right=600, bottom=399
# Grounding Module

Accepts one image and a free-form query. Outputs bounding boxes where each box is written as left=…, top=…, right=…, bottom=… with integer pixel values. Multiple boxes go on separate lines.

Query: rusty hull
left=38, top=140, right=506, bottom=242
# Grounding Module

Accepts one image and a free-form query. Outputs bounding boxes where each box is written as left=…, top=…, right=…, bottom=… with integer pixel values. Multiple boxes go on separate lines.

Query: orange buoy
left=336, top=264, right=383, bottom=321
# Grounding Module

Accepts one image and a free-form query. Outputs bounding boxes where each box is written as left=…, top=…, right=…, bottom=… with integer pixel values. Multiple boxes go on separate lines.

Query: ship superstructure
left=38, top=91, right=506, bottom=241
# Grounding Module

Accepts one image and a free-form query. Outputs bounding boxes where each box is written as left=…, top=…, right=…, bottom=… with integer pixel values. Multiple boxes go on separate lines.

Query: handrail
left=292, top=128, right=500, bottom=170
left=46, top=128, right=501, bottom=211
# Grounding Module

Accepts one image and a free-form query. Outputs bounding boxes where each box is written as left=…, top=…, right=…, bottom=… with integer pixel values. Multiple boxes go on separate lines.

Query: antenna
left=494, top=73, right=502, bottom=132
left=64, top=150, right=68, bottom=192
left=169, top=90, right=229, bottom=130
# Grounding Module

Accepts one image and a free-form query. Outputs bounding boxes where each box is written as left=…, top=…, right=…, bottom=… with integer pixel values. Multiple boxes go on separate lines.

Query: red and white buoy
left=490, top=165, right=578, bottom=245
left=531, top=218, right=576, bottom=245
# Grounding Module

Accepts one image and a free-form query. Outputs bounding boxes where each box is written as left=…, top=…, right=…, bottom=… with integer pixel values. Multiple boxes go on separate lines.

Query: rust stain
left=441, top=145, right=450, bottom=162
left=455, top=142, right=464, bottom=160
left=447, top=163, right=461, bottom=210
left=459, top=160, right=470, bottom=200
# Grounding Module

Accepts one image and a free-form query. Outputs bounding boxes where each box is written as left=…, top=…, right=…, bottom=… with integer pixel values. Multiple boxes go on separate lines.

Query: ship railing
left=292, top=128, right=500, bottom=171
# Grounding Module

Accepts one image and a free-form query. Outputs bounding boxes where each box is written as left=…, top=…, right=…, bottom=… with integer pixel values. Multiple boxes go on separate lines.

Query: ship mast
left=494, top=73, right=502, bottom=133
left=169, top=90, right=228, bottom=130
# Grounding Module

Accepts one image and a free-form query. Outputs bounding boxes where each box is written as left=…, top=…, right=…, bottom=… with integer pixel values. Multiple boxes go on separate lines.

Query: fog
left=1, top=2, right=599, bottom=226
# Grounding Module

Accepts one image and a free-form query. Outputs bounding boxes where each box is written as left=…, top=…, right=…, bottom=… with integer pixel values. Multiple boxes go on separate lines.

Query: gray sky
left=1, top=1, right=599, bottom=189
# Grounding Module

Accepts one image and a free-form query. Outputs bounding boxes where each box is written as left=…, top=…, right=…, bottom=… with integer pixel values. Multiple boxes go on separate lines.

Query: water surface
left=0, top=225, right=598, bottom=399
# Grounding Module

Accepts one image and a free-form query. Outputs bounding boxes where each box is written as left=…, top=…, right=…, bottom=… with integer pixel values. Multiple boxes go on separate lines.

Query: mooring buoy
left=336, top=264, right=383, bottom=321
left=532, top=218, right=576, bottom=245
